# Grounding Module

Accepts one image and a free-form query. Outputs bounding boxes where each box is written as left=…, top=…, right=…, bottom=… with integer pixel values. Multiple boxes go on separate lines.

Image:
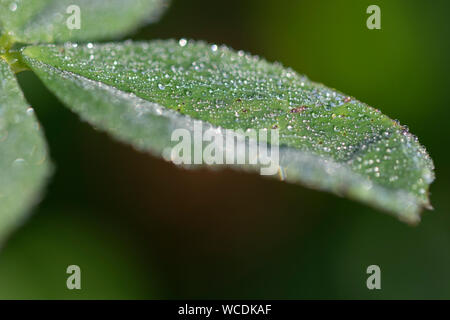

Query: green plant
left=0, top=0, right=434, bottom=244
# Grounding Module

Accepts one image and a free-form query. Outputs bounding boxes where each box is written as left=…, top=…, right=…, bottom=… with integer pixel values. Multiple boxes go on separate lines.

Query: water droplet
left=12, top=158, right=26, bottom=167
left=179, top=39, right=187, bottom=47
left=9, top=2, right=17, bottom=12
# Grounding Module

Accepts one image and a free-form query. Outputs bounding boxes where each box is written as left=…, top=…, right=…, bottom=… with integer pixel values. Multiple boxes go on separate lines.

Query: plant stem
left=0, top=32, right=29, bottom=73
left=0, top=33, right=15, bottom=53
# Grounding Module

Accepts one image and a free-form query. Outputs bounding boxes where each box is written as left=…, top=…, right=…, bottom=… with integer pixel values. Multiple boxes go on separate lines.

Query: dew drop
left=179, top=39, right=187, bottom=47
left=9, top=2, right=17, bottom=12
left=12, top=158, right=26, bottom=167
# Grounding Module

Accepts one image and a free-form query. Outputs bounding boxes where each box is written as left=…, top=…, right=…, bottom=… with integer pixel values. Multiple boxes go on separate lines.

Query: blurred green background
left=0, top=0, right=449, bottom=299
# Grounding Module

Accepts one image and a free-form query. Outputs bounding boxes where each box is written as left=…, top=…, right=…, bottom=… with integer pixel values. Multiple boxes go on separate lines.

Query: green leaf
left=21, top=40, right=434, bottom=224
left=0, top=59, right=51, bottom=244
left=0, top=0, right=169, bottom=44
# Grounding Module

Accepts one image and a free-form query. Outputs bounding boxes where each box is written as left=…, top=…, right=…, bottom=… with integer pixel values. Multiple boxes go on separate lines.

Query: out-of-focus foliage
left=0, top=59, right=51, bottom=246
left=0, top=0, right=169, bottom=43
left=0, top=208, right=158, bottom=299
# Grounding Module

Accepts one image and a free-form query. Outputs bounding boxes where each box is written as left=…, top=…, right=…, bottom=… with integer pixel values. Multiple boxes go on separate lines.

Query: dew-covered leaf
left=0, top=0, right=169, bottom=43
left=21, top=40, right=434, bottom=223
left=0, top=59, right=51, bottom=245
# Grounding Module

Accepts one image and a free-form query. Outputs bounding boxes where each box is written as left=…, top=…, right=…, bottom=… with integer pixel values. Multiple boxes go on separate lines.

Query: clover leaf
left=0, top=0, right=435, bottom=245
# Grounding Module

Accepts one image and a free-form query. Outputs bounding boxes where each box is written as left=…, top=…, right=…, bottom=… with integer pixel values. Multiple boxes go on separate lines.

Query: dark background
left=0, top=0, right=449, bottom=299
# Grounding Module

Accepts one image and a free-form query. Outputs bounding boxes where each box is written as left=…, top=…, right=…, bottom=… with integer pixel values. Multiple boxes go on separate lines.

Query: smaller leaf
left=0, top=0, right=169, bottom=44
left=0, top=59, right=51, bottom=245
